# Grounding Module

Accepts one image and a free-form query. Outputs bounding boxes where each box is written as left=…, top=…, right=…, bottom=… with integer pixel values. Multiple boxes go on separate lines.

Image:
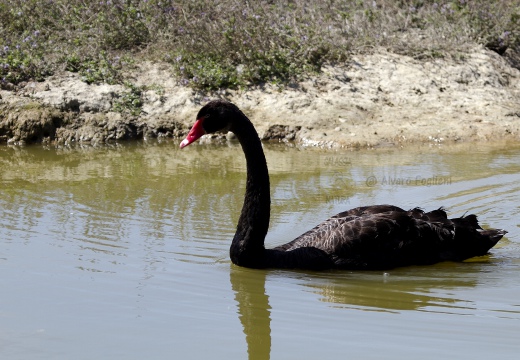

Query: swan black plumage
left=180, top=100, right=506, bottom=270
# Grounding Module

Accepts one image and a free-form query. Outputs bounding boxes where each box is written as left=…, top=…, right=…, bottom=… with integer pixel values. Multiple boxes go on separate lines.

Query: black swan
left=180, top=100, right=507, bottom=270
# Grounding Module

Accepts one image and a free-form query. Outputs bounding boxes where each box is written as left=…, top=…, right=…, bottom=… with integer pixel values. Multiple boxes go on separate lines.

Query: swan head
left=180, top=100, right=239, bottom=148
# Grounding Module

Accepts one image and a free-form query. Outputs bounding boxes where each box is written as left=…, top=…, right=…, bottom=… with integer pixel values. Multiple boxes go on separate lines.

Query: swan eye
left=203, top=114, right=210, bottom=119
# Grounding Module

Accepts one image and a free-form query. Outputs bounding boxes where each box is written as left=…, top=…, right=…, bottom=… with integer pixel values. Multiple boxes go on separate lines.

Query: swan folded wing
left=274, top=206, right=457, bottom=269
left=274, top=205, right=408, bottom=252
left=331, top=212, right=456, bottom=269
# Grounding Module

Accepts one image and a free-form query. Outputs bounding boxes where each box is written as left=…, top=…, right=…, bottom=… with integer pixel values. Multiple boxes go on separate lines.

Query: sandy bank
left=1, top=46, right=519, bottom=148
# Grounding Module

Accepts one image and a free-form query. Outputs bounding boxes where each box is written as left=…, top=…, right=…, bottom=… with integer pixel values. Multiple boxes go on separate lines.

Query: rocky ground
left=1, top=46, right=519, bottom=148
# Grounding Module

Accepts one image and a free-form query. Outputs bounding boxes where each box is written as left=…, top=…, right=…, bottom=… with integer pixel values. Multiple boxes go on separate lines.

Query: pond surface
left=1, top=140, right=519, bottom=360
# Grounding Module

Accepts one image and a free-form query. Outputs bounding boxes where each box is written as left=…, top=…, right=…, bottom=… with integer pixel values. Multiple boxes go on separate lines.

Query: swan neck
left=230, top=115, right=270, bottom=268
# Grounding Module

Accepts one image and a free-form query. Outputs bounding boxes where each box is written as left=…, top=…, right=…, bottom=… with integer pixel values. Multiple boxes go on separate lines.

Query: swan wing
left=274, top=206, right=456, bottom=269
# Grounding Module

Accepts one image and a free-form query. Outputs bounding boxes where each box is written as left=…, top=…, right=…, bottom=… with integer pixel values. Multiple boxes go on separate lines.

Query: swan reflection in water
left=231, top=268, right=271, bottom=360
left=229, top=260, right=494, bottom=360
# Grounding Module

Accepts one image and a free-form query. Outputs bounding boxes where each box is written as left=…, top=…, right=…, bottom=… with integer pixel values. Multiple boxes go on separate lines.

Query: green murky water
left=1, top=140, right=519, bottom=359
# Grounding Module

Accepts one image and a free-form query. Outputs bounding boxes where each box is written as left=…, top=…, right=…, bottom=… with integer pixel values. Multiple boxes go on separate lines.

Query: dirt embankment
left=1, top=46, right=519, bottom=148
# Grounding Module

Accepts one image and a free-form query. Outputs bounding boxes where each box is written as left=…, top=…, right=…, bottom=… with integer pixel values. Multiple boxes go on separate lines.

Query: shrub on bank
left=1, top=0, right=518, bottom=90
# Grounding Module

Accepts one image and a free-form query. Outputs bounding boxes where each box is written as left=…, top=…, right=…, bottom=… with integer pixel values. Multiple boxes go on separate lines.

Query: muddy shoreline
left=1, top=47, right=519, bottom=148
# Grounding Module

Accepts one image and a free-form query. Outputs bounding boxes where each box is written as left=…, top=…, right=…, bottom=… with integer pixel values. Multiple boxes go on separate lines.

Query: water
left=1, top=140, right=519, bottom=359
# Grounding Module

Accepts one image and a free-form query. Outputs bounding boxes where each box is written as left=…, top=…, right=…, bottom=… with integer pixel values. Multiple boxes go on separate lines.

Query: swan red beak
left=180, top=119, right=206, bottom=148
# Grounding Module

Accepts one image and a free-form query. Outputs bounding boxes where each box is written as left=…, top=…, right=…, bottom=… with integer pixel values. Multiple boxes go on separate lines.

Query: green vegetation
left=113, top=82, right=144, bottom=116
left=1, top=0, right=519, bottom=91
